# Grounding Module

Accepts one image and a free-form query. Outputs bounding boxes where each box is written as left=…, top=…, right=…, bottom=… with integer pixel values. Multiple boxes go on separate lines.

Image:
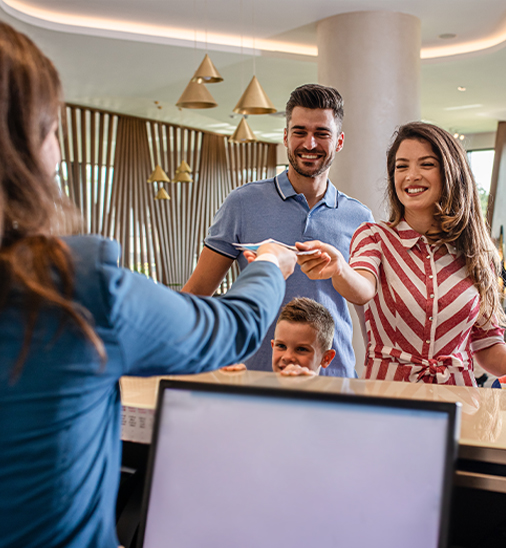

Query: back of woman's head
left=0, top=21, right=79, bottom=244
left=0, top=23, right=103, bottom=380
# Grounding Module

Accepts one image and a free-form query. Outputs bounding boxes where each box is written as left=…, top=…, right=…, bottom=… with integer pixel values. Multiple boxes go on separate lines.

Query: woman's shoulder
left=354, top=220, right=393, bottom=238
left=60, top=236, right=123, bottom=322
left=61, top=235, right=121, bottom=266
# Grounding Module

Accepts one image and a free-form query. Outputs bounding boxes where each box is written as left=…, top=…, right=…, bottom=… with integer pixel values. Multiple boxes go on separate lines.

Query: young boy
left=223, top=298, right=336, bottom=376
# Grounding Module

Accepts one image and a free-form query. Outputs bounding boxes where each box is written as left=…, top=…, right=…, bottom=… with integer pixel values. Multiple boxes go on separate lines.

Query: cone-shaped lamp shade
left=176, top=160, right=192, bottom=173
left=176, top=80, right=217, bottom=109
left=154, top=187, right=171, bottom=200
left=229, top=117, right=257, bottom=143
left=192, top=54, right=223, bottom=84
left=147, top=164, right=170, bottom=183
left=233, top=75, right=276, bottom=115
left=172, top=171, right=193, bottom=183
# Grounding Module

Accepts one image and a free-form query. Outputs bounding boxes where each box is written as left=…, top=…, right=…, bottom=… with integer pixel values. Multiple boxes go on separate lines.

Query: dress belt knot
left=409, top=355, right=463, bottom=384
left=371, top=346, right=465, bottom=384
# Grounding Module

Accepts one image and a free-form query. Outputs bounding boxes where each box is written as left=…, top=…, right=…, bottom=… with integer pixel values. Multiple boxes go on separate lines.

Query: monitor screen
left=138, top=382, right=459, bottom=548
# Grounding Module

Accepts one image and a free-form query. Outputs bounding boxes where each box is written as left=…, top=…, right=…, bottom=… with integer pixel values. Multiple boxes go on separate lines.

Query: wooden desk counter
left=120, top=370, right=506, bottom=493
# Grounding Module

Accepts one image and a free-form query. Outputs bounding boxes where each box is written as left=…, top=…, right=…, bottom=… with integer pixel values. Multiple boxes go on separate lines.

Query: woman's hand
left=295, top=240, right=346, bottom=280
left=296, top=240, right=377, bottom=305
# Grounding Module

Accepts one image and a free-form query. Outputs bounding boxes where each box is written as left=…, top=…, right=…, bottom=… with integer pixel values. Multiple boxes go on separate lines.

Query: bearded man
left=182, top=84, right=373, bottom=377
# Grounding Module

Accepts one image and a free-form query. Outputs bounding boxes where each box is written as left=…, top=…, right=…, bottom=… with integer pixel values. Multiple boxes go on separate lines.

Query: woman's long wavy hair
left=386, top=121, right=505, bottom=324
left=0, top=22, right=105, bottom=381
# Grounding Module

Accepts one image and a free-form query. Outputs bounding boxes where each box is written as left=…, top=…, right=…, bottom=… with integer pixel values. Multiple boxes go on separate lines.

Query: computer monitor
left=137, top=379, right=460, bottom=548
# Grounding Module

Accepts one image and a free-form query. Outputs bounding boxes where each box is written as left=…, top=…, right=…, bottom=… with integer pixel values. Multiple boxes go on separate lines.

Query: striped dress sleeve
left=348, top=222, right=382, bottom=282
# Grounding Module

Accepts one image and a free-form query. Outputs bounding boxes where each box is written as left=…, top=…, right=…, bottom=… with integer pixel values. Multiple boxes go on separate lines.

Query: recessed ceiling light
left=439, top=33, right=457, bottom=39
left=457, top=86, right=466, bottom=92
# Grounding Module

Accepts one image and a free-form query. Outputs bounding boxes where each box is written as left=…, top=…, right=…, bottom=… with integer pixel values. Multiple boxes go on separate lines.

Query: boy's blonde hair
left=276, top=298, right=334, bottom=351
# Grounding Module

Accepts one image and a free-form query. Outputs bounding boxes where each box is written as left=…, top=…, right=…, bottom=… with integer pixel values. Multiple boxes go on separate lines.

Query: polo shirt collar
left=389, top=220, right=459, bottom=257
left=274, top=169, right=338, bottom=208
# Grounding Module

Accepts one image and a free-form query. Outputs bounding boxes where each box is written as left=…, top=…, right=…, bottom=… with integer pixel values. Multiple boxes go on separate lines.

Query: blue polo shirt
left=205, top=170, right=374, bottom=377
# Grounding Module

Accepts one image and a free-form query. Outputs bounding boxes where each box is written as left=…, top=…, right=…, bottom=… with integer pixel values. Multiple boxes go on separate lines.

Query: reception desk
left=120, top=370, right=506, bottom=492
left=119, top=371, right=506, bottom=548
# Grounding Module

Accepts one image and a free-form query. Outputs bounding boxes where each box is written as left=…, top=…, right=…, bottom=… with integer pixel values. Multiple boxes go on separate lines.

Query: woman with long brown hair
left=297, top=121, right=506, bottom=386
left=0, top=22, right=296, bottom=548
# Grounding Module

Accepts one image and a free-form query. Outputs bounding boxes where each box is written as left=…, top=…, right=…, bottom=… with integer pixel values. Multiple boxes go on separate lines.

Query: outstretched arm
left=182, top=246, right=234, bottom=296
left=296, top=240, right=377, bottom=305
left=102, top=242, right=296, bottom=376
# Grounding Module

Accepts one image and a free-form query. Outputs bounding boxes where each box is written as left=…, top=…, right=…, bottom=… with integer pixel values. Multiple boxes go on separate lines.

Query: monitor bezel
left=137, top=378, right=460, bottom=548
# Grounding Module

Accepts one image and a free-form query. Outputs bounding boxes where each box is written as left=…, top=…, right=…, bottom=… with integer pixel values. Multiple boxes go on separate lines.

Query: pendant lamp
left=154, top=187, right=171, bottom=200
left=192, top=54, right=223, bottom=83
left=233, top=75, right=276, bottom=115
left=172, top=160, right=193, bottom=183
left=147, top=164, right=170, bottom=183
left=176, top=80, right=217, bottom=109
left=229, top=117, right=257, bottom=143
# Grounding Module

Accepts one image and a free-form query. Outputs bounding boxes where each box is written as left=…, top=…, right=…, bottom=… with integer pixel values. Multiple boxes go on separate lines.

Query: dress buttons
left=425, top=340, right=430, bottom=344
left=426, top=255, right=430, bottom=259
left=429, top=275, right=433, bottom=279
left=429, top=316, right=433, bottom=321
left=430, top=294, right=434, bottom=298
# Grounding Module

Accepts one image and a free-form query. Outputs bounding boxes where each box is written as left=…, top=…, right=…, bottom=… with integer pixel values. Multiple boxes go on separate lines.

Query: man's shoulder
left=230, top=176, right=277, bottom=195
left=219, top=176, right=280, bottom=210
left=334, top=189, right=374, bottom=221
left=335, top=189, right=370, bottom=211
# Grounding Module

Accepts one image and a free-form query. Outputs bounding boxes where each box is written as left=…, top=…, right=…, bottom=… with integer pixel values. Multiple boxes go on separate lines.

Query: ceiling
left=2, top=0, right=506, bottom=143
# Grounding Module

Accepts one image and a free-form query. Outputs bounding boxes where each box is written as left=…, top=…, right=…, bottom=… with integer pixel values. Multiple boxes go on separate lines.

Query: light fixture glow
left=5, top=0, right=506, bottom=61
left=1, top=0, right=317, bottom=57
left=444, top=104, right=482, bottom=111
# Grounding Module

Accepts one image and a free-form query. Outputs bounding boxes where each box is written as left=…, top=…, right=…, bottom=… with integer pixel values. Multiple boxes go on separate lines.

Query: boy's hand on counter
left=220, top=363, right=247, bottom=372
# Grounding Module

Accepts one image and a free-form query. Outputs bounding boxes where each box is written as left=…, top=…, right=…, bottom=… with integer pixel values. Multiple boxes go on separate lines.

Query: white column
left=317, top=11, right=421, bottom=373
left=317, top=11, right=421, bottom=221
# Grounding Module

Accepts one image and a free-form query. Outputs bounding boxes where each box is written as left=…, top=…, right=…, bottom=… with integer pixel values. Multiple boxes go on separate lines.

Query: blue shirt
left=205, top=170, right=374, bottom=377
left=0, top=235, right=285, bottom=548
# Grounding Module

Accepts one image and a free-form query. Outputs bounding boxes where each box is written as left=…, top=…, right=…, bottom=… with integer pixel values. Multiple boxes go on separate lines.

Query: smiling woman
left=393, top=138, right=443, bottom=236
left=296, top=121, right=506, bottom=387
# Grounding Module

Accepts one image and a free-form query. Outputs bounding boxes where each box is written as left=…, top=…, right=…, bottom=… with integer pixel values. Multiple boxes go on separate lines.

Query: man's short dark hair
left=285, top=84, right=344, bottom=131
left=276, top=297, right=335, bottom=352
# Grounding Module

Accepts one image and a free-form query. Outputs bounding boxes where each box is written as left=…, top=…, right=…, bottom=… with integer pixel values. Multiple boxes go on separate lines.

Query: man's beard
left=287, top=148, right=334, bottom=178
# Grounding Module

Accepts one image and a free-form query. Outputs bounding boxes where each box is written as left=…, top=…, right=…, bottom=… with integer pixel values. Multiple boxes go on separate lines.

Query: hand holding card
left=233, top=238, right=319, bottom=256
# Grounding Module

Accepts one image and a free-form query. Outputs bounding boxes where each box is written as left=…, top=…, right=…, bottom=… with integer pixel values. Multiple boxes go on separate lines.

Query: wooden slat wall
left=58, top=104, right=277, bottom=291
left=59, top=105, right=118, bottom=236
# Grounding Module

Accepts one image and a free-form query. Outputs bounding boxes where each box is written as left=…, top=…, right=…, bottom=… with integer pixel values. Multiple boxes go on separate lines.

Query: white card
left=232, top=239, right=319, bottom=255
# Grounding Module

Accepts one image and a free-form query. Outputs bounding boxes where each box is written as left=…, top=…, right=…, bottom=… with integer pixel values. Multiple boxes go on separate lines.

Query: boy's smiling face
left=271, top=320, right=334, bottom=374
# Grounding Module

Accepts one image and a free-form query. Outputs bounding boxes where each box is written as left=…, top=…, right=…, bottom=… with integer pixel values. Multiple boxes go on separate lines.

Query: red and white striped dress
left=349, top=221, right=505, bottom=386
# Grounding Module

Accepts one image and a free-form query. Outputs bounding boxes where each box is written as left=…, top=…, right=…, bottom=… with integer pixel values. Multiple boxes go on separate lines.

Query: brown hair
left=386, top=121, right=504, bottom=323
left=0, top=22, right=105, bottom=380
left=277, top=297, right=335, bottom=351
left=285, top=84, right=344, bottom=132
